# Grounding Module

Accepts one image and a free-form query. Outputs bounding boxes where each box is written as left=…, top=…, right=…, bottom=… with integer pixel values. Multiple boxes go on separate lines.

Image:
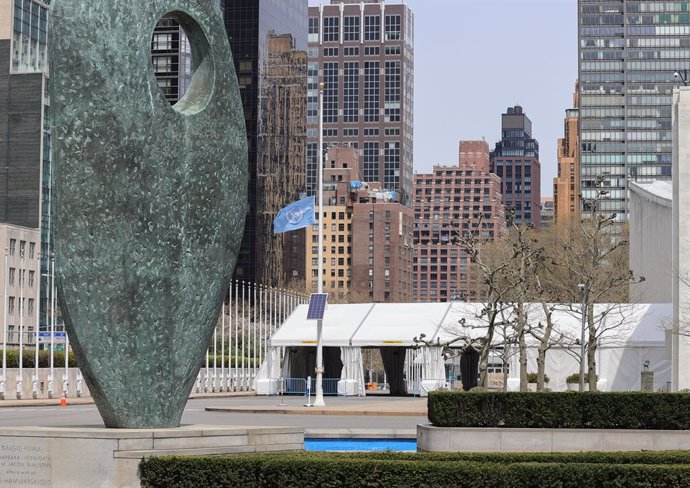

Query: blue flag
left=273, top=196, right=315, bottom=234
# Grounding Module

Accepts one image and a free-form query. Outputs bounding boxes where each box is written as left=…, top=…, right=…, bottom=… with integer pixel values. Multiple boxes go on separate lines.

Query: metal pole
left=63, top=318, right=69, bottom=398
left=259, top=284, right=264, bottom=374
left=315, top=82, right=326, bottom=407
left=17, top=249, right=24, bottom=399
left=221, top=301, right=226, bottom=392
left=252, top=281, right=257, bottom=385
left=212, top=316, right=217, bottom=392
left=579, top=283, right=587, bottom=391
left=1, top=250, right=7, bottom=399
left=33, top=254, right=39, bottom=399
left=204, top=320, right=209, bottom=393
left=49, top=254, right=55, bottom=398
left=241, top=281, right=246, bottom=390
left=234, top=280, right=238, bottom=391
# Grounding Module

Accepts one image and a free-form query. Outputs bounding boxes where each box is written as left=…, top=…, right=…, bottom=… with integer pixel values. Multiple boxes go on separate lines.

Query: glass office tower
left=579, top=0, right=690, bottom=220
left=223, top=0, right=308, bottom=285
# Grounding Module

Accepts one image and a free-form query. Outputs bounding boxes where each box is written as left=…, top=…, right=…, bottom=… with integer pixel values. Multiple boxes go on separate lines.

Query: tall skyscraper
left=413, top=151, right=505, bottom=302
left=223, top=0, right=308, bottom=286
left=307, top=0, right=415, bottom=205
left=490, top=105, right=542, bottom=230
left=553, top=82, right=580, bottom=224
left=1, top=0, right=49, bottom=343
left=579, top=0, right=690, bottom=220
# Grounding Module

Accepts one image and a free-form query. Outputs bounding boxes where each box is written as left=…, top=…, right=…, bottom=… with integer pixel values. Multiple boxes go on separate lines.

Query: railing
left=309, top=377, right=339, bottom=396
left=284, top=377, right=307, bottom=395
left=0, top=280, right=307, bottom=400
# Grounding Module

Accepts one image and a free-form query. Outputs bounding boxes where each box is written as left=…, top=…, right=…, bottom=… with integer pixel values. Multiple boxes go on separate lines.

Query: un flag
left=273, top=196, right=316, bottom=234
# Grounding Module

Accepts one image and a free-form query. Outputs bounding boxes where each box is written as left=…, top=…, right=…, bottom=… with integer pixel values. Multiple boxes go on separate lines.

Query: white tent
left=256, top=301, right=672, bottom=394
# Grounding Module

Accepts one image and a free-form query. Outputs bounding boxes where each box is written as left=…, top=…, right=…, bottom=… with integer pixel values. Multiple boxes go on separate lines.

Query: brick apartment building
left=307, top=0, right=414, bottom=205
left=305, top=147, right=414, bottom=302
left=413, top=141, right=505, bottom=302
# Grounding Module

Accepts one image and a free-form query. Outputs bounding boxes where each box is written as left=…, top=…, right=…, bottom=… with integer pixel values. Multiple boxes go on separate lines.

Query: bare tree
left=418, top=208, right=544, bottom=389
left=546, top=176, right=644, bottom=390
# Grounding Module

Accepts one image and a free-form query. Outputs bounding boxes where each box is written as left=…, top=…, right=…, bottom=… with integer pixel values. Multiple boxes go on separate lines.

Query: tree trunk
left=478, top=345, right=490, bottom=389
left=587, top=304, right=597, bottom=391
left=536, top=303, right=553, bottom=391
left=501, top=349, right=509, bottom=391
left=477, top=313, right=496, bottom=388
left=519, top=333, right=528, bottom=391
left=517, top=303, right=528, bottom=391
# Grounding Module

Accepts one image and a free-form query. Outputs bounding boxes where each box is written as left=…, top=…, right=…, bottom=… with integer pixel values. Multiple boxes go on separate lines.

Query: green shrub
left=0, top=349, right=76, bottom=368
left=526, top=372, right=549, bottom=383
left=566, top=372, right=597, bottom=383
left=428, top=391, right=690, bottom=429
left=139, top=452, right=690, bottom=488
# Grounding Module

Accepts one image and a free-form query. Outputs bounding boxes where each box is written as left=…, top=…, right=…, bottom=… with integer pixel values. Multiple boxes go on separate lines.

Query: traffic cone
left=59, top=391, right=67, bottom=407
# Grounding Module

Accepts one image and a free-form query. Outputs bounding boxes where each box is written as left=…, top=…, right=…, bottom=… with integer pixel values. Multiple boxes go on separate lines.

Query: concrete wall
left=1, top=368, right=89, bottom=399
left=418, top=425, right=690, bottom=453
left=629, top=182, right=672, bottom=303
left=0, top=426, right=303, bottom=488
left=672, top=87, right=690, bottom=390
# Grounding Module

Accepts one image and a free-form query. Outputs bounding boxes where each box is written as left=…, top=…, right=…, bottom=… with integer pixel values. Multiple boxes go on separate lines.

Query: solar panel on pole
left=306, top=293, right=328, bottom=320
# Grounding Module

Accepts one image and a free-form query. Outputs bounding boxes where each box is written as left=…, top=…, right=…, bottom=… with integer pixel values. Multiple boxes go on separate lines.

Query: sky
left=308, top=0, right=578, bottom=197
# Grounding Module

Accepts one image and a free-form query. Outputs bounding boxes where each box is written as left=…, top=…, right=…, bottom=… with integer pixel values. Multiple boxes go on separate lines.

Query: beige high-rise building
left=0, top=225, right=41, bottom=347
left=305, top=147, right=414, bottom=302
left=553, top=82, right=580, bottom=224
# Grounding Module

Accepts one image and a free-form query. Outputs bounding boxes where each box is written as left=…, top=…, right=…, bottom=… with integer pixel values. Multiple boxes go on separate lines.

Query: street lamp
left=578, top=283, right=587, bottom=391
left=674, top=70, right=688, bottom=86
left=314, top=82, right=326, bottom=408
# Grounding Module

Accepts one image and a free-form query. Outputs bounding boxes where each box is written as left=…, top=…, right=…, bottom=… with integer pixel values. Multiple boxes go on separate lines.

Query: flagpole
left=314, top=82, right=325, bottom=407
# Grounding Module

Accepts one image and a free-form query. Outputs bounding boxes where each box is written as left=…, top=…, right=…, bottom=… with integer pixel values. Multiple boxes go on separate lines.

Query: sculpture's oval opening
left=150, top=11, right=214, bottom=115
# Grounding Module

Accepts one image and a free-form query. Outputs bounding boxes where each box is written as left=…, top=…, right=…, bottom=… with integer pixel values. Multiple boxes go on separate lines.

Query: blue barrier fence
left=283, top=377, right=340, bottom=396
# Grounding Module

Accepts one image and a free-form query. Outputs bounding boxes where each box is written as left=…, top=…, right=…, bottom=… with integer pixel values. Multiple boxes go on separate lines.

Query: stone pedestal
left=641, top=371, right=655, bottom=392
left=418, top=424, right=690, bottom=453
left=0, top=425, right=303, bottom=488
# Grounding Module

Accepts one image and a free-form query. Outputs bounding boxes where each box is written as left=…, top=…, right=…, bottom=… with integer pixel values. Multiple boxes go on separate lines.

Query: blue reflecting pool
left=305, top=438, right=417, bottom=452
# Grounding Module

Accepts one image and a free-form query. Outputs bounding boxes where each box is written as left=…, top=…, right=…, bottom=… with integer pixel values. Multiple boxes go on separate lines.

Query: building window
left=28, top=270, right=34, bottom=287
left=384, top=15, right=401, bottom=41
left=384, top=61, right=401, bottom=123
left=29, top=242, right=35, bottom=258
left=364, top=15, right=380, bottom=41
left=323, top=62, right=339, bottom=123
left=8, top=297, right=14, bottom=315
left=364, top=61, right=380, bottom=123
left=344, top=15, right=360, bottom=41
left=9, top=239, right=15, bottom=257
left=323, top=17, right=339, bottom=42
left=344, top=61, right=359, bottom=123
left=28, top=298, right=33, bottom=315
left=152, top=33, right=173, bottom=50
left=308, top=17, right=319, bottom=43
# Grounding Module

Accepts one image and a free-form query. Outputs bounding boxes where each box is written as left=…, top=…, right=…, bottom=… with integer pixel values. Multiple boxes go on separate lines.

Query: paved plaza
left=0, top=395, right=427, bottom=431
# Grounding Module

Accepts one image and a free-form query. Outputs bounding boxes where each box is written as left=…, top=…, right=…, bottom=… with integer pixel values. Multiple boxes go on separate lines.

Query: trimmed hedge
left=0, top=349, right=76, bottom=368
left=428, top=391, right=690, bottom=429
left=139, top=452, right=690, bottom=488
